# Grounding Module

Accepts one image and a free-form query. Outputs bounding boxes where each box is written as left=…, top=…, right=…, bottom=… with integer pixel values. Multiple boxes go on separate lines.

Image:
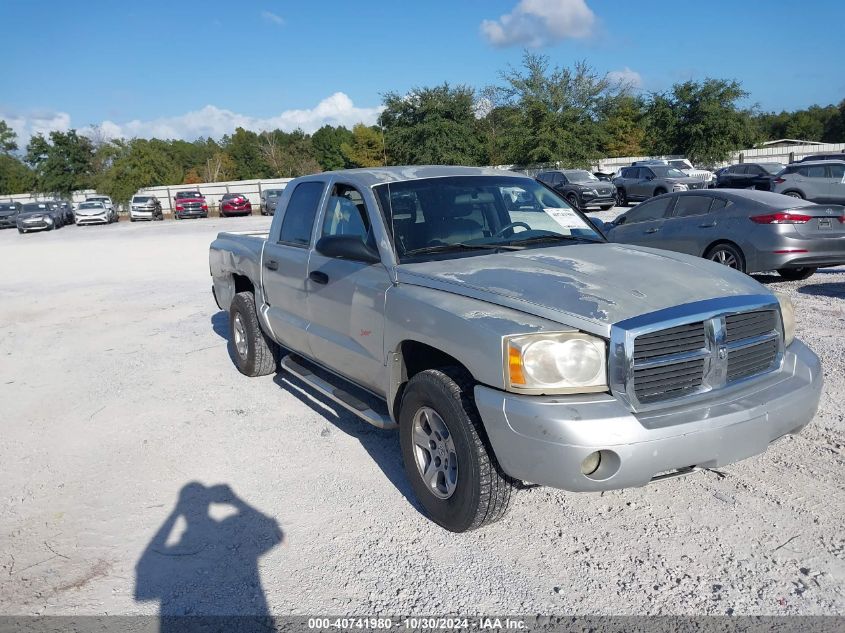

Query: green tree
left=312, top=125, right=353, bottom=171
left=25, top=130, right=95, bottom=195
left=492, top=53, right=629, bottom=167
left=644, top=79, right=758, bottom=165
left=341, top=124, right=386, bottom=168
left=222, top=127, right=269, bottom=180
left=0, top=120, right=18, bottom=154
left=379, top=83, right=483, bottom=165
left=600, top=95, right=646, bottom=157
left=0, top=154, right=36, bottom=194
left=97, top=139, right=180, bottom=203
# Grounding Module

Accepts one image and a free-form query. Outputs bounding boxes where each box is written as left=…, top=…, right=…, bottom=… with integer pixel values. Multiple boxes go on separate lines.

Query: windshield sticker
left=543, top=207, right=584, bottom=229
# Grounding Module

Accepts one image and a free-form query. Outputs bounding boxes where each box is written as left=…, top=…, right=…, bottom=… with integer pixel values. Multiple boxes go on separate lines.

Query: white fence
left=3, top=177, right=294, bottom=215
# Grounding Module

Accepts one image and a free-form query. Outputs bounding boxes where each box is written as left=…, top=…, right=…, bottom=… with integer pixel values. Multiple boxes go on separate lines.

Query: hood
left=395, top=243, right=768, bottom=334
left=666, top=176, right=704, bottom=185
left=76, top=207, right=106, bottom=215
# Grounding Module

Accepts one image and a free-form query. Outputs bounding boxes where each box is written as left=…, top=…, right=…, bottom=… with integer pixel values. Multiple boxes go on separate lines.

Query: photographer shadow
left=135, top=482, right=283, bottom=632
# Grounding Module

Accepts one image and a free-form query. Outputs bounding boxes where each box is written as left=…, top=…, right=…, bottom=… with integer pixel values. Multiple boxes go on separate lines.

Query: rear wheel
left=228, top=291, right=279, bottom=377
left=705, top=243, right=746, bottom=273
left=653, top=187, right=667, bottom=197
left=783, top=191, right=804, bottom=199
left=600, top=204, right=614, bottom=211
left=777, top=267, right=816, bottom=281
left=399, top=367, right=513, bottom=532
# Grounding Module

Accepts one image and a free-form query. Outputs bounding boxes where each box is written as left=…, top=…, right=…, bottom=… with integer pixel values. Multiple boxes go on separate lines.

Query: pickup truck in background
left=174, top=190, right=208, bottom=219
left=209, top=166, right=822, bottom=532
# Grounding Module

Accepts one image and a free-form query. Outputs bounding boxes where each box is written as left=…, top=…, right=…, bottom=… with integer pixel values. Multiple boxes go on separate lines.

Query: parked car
left=74, top=201, right=113, bottom=226
left=16, top=202, right=62, bottom=233
left=129, top=195, right=164, bottom=221
left=536, top=169, right=617, bottom=211
left=665, top=159, right=716, bottom=187
left=173, top=191, right=208, bottom=219
left=0, top=201, right=21, bottom=229
left=85, top=195, right=118, bottom=222
left=51, top=200, right=74, bottom=224
left=793, top=153, right=845, bottom=163
left=603, top=189, right=845, bottom=280
left=210, top=166, right=821, bottom=532
left=613, top=165, right=706, bottom=206
left=220, top=193, right=253, bottom=217
left=715, top=163, right=784, bottom=191
left=260, top=188, right=285, bottom=215
left=771, top=160, right=845, bottom=203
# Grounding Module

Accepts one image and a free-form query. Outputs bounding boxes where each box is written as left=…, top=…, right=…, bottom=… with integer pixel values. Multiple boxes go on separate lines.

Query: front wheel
left=566, top=194, right=581, bottom=212
left=777, top=267, right=816, bottom=281
left=228, top=291, right=279, bottom=377
left=784, top=191, right=804, bottom=199
left=615, top=188, right=628, bottom=207
left=399, top=367, right=513, bottom=532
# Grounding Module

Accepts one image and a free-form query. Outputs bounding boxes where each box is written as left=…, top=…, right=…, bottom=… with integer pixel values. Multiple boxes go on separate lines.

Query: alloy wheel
left=411, top=406, right=458, bottom=500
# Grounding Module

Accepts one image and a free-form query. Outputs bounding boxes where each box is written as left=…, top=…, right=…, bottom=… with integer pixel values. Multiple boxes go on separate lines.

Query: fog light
left=580, top=451, right=602, bottom=475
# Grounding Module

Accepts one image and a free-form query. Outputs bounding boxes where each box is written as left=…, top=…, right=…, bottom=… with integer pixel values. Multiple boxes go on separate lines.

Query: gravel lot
left=0, top=211, right=843, bottom=617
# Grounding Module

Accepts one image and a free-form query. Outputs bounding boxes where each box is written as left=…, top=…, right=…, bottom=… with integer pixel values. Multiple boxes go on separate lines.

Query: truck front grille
left=623, top=307, right=781, bottom=408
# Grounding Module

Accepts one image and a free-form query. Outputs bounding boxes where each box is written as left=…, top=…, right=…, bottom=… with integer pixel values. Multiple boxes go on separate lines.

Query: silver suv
left=772, top=160, right=845, bottom=203
left=613, top=165, right=705, bottom=206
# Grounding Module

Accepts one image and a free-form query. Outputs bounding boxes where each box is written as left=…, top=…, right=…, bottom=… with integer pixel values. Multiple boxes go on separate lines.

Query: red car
left=173, top=191, right=208, bottom=219
left=220, top=193, right=253, bottom=217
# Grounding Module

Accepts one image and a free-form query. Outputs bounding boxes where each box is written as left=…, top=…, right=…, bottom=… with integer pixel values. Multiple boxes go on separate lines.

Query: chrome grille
left=725, top=310, right=777, bottom=342
left=727, top=338, right=779, bottom=382
left=612, top=299, right=784, bottom=411
left=634, top=357, right=705, bottom=403
left=634, top=322, right=706, bottom=361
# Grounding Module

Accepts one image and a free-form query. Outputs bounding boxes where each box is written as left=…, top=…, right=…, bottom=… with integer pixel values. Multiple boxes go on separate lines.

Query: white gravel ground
left=0, top=212, right=843, bottom=617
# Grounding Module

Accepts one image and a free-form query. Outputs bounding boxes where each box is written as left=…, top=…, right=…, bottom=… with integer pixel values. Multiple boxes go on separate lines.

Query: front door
left=262, top=180, right=327, bottom=358
left=306, top=183, right=391, bottom=393
left=608, top=195, right=674, bottom=248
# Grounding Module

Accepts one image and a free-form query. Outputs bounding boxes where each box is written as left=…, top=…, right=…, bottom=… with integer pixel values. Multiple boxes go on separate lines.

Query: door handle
left=644, top=228, right=659, bottom=234
left=308, top=271, right=329, bottom=285
left=264, top=259, right=279, bottom=271
left=699, top=222, right=716, bottom=228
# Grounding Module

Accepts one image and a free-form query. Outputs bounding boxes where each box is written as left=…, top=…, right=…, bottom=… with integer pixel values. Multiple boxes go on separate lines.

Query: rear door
left=306, top=181, right=392, bottom=392
left=607, top=196, right=674, bottom=248
left=660, top=194, right=723, bottom=255
left=262, top=180, right=327, bottom=358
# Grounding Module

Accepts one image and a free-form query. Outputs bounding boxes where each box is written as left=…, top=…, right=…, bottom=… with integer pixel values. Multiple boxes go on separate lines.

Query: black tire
left=616, top=188, right=628, bottom=207
left=783, top=191, right=804, bottom=199
left=228, top=291, right=279, bottom=377
left=600, top=204, right=614, bottom=211
left=566, top=194, right=581, bottom=211
left=399, top=367, right=513, bottom=532
left=704, top=242, right=746, bottom=273
left=777, top=267, right=816, bottom=281
left=130, top=217, right=136, bottom=222
left=653, top=187, right=667, bottom=197
left=17, top=228, right=24, bottom=234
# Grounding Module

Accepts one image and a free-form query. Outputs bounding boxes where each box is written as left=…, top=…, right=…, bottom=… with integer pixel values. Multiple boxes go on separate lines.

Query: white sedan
left=75, top=201, right=114, bottom=226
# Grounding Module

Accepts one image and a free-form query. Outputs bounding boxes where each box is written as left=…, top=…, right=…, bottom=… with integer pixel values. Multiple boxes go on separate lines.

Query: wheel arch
left=702, top=239, right=747, bottom=268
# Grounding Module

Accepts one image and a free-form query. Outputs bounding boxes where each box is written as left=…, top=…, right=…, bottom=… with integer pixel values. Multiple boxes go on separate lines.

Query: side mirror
left=316, top=235, right=380, bottom=264
left=615, top=216, right=627, bottom=226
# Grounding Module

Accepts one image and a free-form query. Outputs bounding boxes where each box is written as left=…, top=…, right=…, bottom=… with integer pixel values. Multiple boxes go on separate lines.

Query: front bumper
left=221, top=207, right=252, bottom=216
left=17, top=219, right=53, bottom=231
left=76, top=215, right=109, bottom=225
left=581, top=193, right=616, bottom=207
left=475, top=339, right=822, bottom=492
left=130, top=209, right=158, bottom=219
left=176, top=209, right=208, bottom=218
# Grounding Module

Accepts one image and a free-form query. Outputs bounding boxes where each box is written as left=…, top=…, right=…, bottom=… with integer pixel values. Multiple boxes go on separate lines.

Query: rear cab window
left=278, top=181, right=326, bottom=247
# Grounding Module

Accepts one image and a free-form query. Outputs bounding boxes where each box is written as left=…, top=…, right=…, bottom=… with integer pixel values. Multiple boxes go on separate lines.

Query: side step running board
left=280, top=355, right=397, bottom=430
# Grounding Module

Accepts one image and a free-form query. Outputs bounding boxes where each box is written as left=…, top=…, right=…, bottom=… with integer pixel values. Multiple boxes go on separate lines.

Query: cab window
left=320, top=184, right=373, bottom=247
left=279, top=181, right=325, bottom=246
left=623, top=197, right=672, bottom=224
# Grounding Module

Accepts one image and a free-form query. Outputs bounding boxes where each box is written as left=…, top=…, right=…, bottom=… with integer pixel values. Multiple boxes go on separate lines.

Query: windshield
left=0, top=204, right=18, bottom=211
left=669, top=161, right=691, bottom=170
left=563, top=170, right=599, bottom=183
left=652, top=167, right=689, bottom=178
left=374, top=176, right=603, bottom=262
left=87, top=197, right=108, bottom=202
left=177, top=191, right=202, bottom=198
left=22, top=203, right=49, bottom=212
left=133, top=196, right=151, bottom=203
left=760, top=163, right=785, bottom=174
left=79, top=202, right=104, bottom=209
left=266, top=190, right=282, bottom=197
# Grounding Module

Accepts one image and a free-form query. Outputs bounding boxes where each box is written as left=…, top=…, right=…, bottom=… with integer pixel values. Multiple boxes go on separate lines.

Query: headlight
left=505, top=332, right=608, bottom=394
left=774, top=291, right=795, bottom=346
left=672, top=183, right=688, bottom=191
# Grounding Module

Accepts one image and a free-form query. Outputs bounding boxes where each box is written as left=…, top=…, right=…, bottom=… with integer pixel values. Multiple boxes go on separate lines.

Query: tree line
left=1, top=53, right=843, bottom=202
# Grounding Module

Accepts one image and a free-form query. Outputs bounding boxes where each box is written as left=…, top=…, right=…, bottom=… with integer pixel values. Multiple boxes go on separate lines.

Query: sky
left=1, top=0, right=844, bottom=145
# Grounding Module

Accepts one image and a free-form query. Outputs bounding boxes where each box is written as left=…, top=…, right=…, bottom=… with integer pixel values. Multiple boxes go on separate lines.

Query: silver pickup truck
left=210, top=166, right=822, bottom=532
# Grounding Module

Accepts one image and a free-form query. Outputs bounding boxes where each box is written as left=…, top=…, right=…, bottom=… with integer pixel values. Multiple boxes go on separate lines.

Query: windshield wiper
left=505, top=234, right=603, bottom=246
left=403, top=242, right=523, bottom=257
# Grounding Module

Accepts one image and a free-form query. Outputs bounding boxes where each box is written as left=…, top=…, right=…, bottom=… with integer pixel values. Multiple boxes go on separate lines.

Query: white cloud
left=261, top=10, right=285, bottom=26
left=1, top=93, right=382, bottom=146
left=606, top=67, right=643, bottom=89
left=481, top=0, right=596, bottom=48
